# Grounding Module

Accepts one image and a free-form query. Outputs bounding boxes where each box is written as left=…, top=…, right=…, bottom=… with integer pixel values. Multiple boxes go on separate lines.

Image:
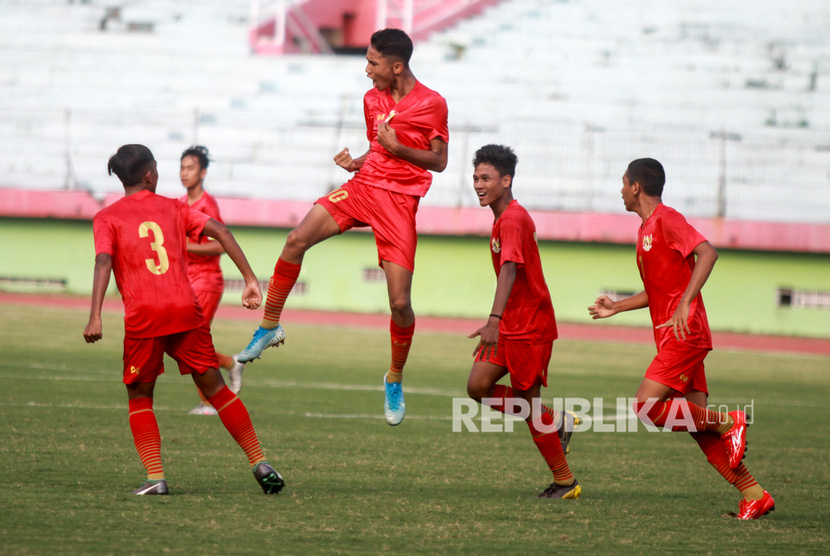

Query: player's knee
left=632, top=400, right=649, bottom=422
left=388, top=295, right=412, bottom=319
left=284, top=229, right=311, bottom=255
left=466, top=376, right=491, bottom=402
left=466, top=383, right=485, bottom=403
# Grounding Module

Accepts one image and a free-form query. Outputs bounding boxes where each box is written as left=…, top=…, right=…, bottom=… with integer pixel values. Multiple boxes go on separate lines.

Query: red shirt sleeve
left=663, top=211, right=707, bottom=258
left=497, top=216, right=525, bottom=267
left=183, top=202, right=211, bottom=243
left=92, top=213, right=114, bottom=257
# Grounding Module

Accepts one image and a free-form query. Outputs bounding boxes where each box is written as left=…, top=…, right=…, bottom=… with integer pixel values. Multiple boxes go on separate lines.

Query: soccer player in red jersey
left=237, top=28, right=449, bottom=426
left=466, top=145, right=580, bottom=499
left=179, top=146, right=246, bottom=415
left=588, top=158, right=774, bottom=519
left=83, top=144, right=284, bottom=495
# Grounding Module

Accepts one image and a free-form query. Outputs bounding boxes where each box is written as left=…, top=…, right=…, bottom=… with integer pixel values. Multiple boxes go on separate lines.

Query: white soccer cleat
left=189, top=403, right=217, bottom=416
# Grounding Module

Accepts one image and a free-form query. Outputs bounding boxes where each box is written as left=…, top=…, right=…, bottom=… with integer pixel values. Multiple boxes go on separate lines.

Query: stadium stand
left=0, top=0, right=828, bottom=224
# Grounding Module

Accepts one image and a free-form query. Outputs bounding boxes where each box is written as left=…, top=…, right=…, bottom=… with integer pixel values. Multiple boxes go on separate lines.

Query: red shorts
left=484, top=336, right=552, bottom=391
left=122, top=324, right=219, bottom=384
left=194, top=288, right=222, bottom=325
left=645, top=342, right=709, bottom=395
left=316, top=180, right=420, bottom=273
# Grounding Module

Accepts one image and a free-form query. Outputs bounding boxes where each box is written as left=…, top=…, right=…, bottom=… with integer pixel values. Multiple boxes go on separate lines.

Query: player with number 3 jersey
left=84, top=144, right=285, bottom=496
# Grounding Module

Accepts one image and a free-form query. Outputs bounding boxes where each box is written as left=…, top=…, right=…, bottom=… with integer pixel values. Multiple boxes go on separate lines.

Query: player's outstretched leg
left=691, top=431, right=773, bottom=519
left=238, top=258, right=301, bottom=363
left=635, top=399, right=747, bottom=468
left=529, top=404, right=580, bottom=499
left=128, top=397, right=168, bottom=495
left=487, top=385, right=580, bottom=456
left=384, top=320, right=414, bottom=425
left=206, top=385, right=285, bottom=494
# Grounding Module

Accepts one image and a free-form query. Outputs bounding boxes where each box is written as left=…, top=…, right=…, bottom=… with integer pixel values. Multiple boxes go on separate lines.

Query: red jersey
left=179, top=191, right=224, bottom=293
left=350, top=80, right=449, bottom=197
left=637, top=203, right=712, bottom=351
left=93, top=190, right=211, bottom=338
left=490, top=201, right=557, bottom=342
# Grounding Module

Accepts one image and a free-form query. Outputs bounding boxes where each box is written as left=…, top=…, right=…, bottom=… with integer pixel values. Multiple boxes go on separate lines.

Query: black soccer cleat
left=253, top=462, right=285, bottom=494
left=538, top=479, right=581, bottom=499
left=131, top=479, right=169, bottom=495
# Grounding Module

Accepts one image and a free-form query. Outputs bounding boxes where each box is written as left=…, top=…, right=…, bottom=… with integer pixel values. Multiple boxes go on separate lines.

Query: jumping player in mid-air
left=588, top=158, right=774, bottom=519
left=84, top=144, right=284, bottom=496
left=466, top=144, right=580, bottom=499
left=179, top=145, right=246, bottom=415
left=236, top=28, right=449, bottom=426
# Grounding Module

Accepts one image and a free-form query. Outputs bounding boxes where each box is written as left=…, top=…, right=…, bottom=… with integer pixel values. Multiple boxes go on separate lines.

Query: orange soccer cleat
left=721, top=410, right=748, bottom=469
left=737, top=490, right=775, bottom=520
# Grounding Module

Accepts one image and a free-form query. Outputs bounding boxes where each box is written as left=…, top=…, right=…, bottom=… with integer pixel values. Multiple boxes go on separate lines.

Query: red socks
left=208, top=386, right=266, bottom=467
left=128, top=397, right=164, bottom=480
left=634, top=399, right=729, bottom=433
left=489, top=385, right=573, bottom=484
left=261, top=258, right=301, bottom=328
left=388, top=320, right=415, bottom=381
left=691, top=431, right=759, bottom=494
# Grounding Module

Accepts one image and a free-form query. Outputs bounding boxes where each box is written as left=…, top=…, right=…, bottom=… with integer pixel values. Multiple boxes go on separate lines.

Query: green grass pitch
left=1, top=303, right=828, bottom=554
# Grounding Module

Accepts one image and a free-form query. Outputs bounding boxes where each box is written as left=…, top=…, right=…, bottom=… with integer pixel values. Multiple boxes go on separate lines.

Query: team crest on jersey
left=642, top=234, right=653, bottom=252
left=491, top=237, right=501, bottom=253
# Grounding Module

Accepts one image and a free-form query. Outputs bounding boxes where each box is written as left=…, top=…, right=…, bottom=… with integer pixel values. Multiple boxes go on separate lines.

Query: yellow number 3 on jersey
left=139, top=221, right=170, bottom=275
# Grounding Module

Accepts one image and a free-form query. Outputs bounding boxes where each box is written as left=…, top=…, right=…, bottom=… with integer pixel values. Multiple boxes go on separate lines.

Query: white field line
left=3, top=367, right=830, bottom=412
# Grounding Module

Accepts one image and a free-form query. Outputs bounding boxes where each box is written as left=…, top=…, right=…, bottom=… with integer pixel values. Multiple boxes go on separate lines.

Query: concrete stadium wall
left=1, top=218, right=828, bottom=339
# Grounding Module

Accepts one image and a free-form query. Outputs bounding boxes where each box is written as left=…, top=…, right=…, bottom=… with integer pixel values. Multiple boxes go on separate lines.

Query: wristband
left=489, top=313, right=502, bottom=320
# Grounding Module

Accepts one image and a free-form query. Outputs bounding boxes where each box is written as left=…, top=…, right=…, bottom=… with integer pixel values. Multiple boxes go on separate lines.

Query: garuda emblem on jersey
left=491, top=237, right=501, bottom=253
left=642, top=234, right=653, bottom=252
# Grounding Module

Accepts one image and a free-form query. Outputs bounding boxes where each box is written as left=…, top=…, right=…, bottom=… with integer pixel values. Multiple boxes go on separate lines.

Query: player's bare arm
left=655, top=240, right=718, bottom=340
left=187, top=239, right=225, bottom=256
left=376, top=127, right=448, bottom=172
left=202, top=219, right=262, bottom=310
left=84, top=253, right=113, bottom=343
left=334, top=147, right=369, bottom=172
left=589, top=290, right=649, bottom=319
left=469, top=261, right=516, bottom=360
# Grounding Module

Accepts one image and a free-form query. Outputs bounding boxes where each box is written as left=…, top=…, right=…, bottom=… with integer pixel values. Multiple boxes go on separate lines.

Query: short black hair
left=107, top=144, right=155, bottom=187
left=627, top=158, right=665, bottom=197
left=181, top=145, right=210, bottom=170
left=370, top=28, right=413, bottom=65
left=472, top=144, right=518, bottom=179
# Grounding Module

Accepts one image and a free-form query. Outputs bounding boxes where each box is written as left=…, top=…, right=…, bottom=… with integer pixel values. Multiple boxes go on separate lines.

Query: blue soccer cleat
left=383, top=372, right=406, bottom=426
left=237, top=325, right=285, bottom=363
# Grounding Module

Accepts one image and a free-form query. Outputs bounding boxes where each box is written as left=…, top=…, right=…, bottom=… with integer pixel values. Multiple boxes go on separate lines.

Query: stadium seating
left=0, top=0, right=827, bottom=222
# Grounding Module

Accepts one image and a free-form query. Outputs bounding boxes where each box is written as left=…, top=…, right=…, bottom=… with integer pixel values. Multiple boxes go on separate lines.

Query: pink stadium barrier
left=2, top=187, right=828, bottom=253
